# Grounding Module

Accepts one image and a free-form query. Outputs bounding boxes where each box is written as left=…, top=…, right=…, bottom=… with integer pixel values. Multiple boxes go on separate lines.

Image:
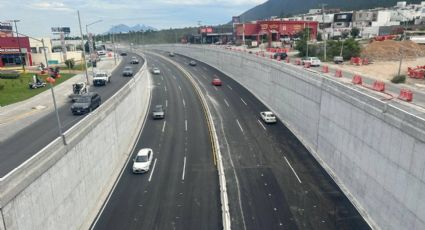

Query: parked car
left=93, top=71, right=111, bottom=86
left=71, top=92, right=101, bottom=115
left=122, top=66, right=134, bottom=77
left=152, top=105, right=165, bottom=119
left=132, top=148, right=154, bottom=173
left=260, top=111, right=277, bottom=124
left=130, top=57, right=139, bottom=64
left=333, top=56, right=344, bottom=64
left=120, top=52, right=127, bottom=56
left=169, top=52, right=175, bottom=57
left=273, top=52, right=288, bottom=60
left=189, top=60, right=197, bottom=66
left=212, top=78, right=222, bottom=86
left=301, top=57, right=321, bottom=67
left=152, top=67, right=161, bottom=75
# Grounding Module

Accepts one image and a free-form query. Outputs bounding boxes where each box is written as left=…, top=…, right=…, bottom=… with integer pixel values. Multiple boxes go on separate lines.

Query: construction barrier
left=295, top=59, right=301, bottom=65
left=270, top=54, right=273, bottom=59
left=352, top=75, right=363, bottom=85
left=350, top=57, right=362, bottom=66
left=285, top=57, right=290, bottom=63
left=398, top=88, right=413, bottom=102
left=373, top=80, right=385, bottom=92
left=335, top=69, right=343, bottom=78
left=407, top=66, right=425, bottom=79
left=304, top=62, right=311, bottom=68
left=362, top=58, right=369, bottom=65
left=277, top=56, right=281, bottom=61
left=322, top=65, right=329, bottom=73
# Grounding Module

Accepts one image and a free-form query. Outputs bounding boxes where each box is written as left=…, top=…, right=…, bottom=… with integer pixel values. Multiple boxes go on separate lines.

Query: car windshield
left=95, top=74, right=106, bottom=77
left=154, top=106, right=163, bottom=112
left=135, top=155, right=148, bottom=162
left=75, top=97, right=90, bottom=103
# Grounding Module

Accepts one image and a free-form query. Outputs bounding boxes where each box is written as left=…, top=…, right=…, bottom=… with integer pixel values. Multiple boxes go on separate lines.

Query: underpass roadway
left=91, top=52, right=221, bottom=229
left=154, top=50, right=371, bottom=230
left=0, top=53, right=145, bottom=177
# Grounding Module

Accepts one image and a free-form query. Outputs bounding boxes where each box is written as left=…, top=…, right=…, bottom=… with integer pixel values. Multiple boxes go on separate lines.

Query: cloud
left=30, top=1, right=73, bottom=11
left=160, top=0, right=266, bottom=6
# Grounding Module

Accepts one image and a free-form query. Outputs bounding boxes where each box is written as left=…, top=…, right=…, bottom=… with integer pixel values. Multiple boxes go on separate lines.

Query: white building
left=29, top=38, right=84, bottom=66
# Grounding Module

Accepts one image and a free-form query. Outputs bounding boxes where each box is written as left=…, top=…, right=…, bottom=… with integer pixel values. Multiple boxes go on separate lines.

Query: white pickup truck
left=93, top=71, right=111, bottom=86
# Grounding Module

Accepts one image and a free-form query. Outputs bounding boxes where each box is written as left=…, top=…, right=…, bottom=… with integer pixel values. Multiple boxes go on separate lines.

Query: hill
left=106, top=24, right=157, bottom=34
left=239, top=0, right=422, bottom=22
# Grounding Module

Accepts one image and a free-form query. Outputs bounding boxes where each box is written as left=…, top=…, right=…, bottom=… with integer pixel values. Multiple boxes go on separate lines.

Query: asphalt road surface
left=0, top=54, right=144, bottom=177
left=159, top=51, right=371, bottom=230
left=91, top=52, right=220, bottom=229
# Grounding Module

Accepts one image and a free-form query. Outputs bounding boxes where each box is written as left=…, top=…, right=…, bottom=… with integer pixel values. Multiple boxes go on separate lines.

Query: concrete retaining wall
left=152, top=45, right=425, bottom=230
left=0, top=61, right=150, bottom=229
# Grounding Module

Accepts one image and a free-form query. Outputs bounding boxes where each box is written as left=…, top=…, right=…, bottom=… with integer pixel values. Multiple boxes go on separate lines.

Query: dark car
left=71, top=92, right=101, bottom=115
left=120, top=52, right=127, bottom=56
left=273, top=52, right=288, bottom=60
left=169, top=52, right=175, bottom=57
left=122, top=66, right=134, bottom=77
left=189, top=60, right=197, bottom=66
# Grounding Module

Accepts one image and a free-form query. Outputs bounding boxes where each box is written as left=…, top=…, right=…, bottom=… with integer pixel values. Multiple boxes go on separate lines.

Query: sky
left=0, top=0, right=266, bottom=37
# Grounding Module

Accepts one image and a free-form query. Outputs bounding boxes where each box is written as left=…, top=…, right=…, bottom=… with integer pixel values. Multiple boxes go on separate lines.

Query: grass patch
left=0, top=73, right=75, bottom=106
left=391, top=74, right=406, bottom=84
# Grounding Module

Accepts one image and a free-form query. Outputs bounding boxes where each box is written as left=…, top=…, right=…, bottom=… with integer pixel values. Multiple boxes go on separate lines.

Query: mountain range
left=239, top=0, right=423, bottom=22
left=105, top=24, right=157, bottom=34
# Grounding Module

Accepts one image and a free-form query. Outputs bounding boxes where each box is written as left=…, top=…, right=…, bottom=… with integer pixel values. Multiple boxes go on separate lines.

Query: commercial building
left=234, top=20, right=318, bottom=47
left=0, top=37, right=32, bottom=67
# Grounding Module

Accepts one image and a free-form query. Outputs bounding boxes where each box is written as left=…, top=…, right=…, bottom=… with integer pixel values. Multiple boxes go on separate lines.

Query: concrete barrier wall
left=152, top=45, right=425, bottom=230
left=0, top=61, right=150, bottom=229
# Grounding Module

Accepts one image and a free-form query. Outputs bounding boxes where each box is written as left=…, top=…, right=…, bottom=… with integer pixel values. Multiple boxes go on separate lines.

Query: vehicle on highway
left=273, top=52, right=288, bottom=60
left=301, top=57, right=321, bottom=67
left=169, top=52, right=175, bottom=57
left=152, top=67, right=161, bottom=75
left=189, top=60, right=197, bottom=66
left=212, top=78, right=222, bottom=86
left=333, top=56, right=344, bottom=64
left=152, top=105, right=165, bottom=119
left=130, top=57, right=139, bottom=64
left=132, top=148, right=153, bottom=173
left=93, top=71, right=111, bottom=86
left=120, top=52, right=127, bottom=56
left=97, top=50, right=106, bottom=56
left=69, top=82, right=88, bottom=102
left=71, top=92, right=101, bottom=115
left=260, top=111, right=277, bottom=124
left=122, top=66, right=134, bottom=77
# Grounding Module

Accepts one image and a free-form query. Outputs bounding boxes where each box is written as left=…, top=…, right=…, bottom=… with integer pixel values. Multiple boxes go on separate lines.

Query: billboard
left=0, top=22, right=13, bottom=37
left=206, top=27, right=213, bottom=33
left=232, top=16, right=241, bottom=24
left=51, top=27, right=71, bottom=34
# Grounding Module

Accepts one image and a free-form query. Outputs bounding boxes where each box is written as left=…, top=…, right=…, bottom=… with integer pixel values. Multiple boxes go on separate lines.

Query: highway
left=159, top=51, right=371, bottom=230
left=0, top=54, right=144, bottom=177
left=91, top=53, right=220, bottom=229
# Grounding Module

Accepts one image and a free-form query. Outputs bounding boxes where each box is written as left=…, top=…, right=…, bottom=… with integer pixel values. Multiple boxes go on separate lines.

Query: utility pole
left=198, top=20, right=202, bottom=44
left=321, top=3, right=327, bottom=61
left=77, top=10, right=89, bottom=85
left=306, top=21, right=310, bottom=57
left=10, top=20, right=25, bottom=72
left=242, top=15, right=246, bottom=47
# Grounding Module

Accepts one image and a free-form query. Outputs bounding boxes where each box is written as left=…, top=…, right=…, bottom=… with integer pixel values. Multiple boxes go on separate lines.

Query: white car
left=302, top=57, right=321, bottom=67
left=152, top=67, right=160, bottom=75
left=132, top=148, right=153, bottom=173
left=260, top=111, right=277, bottom=124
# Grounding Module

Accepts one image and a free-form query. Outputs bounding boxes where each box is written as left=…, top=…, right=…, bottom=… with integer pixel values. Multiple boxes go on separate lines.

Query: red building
left=0, top=37, right=32, bottom=67
left=235, top=20, right=319, bottom=47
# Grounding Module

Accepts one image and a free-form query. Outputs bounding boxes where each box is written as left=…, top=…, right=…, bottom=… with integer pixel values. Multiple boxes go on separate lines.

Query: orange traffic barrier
left=322, top=65, right=329, bottom=73
left=362, top=58, right=369, bottom=65
left=295, top=59, right=301, bottom=65
left=352, top=75, right=363, bottom=85
left=398, top=88, right=413, bottom=102
left=270, top=54, right=273, bottom=59
left=285, top=57, right=290, bottom=63
left=304, top=62, right=311, bottom=68
left=335, top=69, right=343, bottom=78
left=277, top=56, right=281, bottom=61
left=373, top=80, right=385, bottom=92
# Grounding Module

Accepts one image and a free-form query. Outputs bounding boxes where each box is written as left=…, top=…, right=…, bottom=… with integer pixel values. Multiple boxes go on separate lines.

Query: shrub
left=65, top=59, right=75, bottom=69
left=391, top=75, right=406, bottom=83
left=0, top=84, right=4, bottom=90
left=0, top=71, right=20, bottom=79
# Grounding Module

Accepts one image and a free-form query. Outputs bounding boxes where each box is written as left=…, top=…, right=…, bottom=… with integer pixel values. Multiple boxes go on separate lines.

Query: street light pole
left=10, top=20, right=25, bottom=72
left=77, top=10, right=90, bottom=85
left=85, top=19, right=102, bottom=82
left=321, top=4, right=327, bottom=61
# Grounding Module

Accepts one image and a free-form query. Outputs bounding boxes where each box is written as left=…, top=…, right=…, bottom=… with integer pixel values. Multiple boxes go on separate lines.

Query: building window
left=30, top=47, right=37, bottom=53
left=39, top=47, right=48, bottom=53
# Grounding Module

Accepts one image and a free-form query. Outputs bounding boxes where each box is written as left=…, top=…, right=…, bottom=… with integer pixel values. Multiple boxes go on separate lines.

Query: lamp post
left=15, top=31, right=65, bottom=144
left=86, top=19, right=102, bottom=81
left=77, top=11, right=90, bottom=85
left=8, top=20, right=25, bottom=72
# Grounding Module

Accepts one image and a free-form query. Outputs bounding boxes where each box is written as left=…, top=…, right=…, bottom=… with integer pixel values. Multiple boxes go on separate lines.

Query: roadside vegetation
left=0, top=73, right=74, bottom=106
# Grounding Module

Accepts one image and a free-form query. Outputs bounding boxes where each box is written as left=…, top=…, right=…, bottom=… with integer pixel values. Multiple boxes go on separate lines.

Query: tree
left=65, top=59, right=75, bottom=70
left=351, top=27, right=360, bottom=38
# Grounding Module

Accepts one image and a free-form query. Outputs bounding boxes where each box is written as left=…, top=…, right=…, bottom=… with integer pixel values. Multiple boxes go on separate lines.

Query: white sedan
left=152, top=67, right=161, bottom=75
left=302, top=57, right=321, bottom=67
left=260, top=111, right=277, bottom=124
left=132, top=148, right=153, bottom=173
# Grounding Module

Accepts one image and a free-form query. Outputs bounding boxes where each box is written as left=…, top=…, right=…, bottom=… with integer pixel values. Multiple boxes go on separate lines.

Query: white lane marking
left=164, top=86, right=167, bottom=92
left=182, top=156, right=187, bottom=180
left=185, top=120, right=188, bottom=131
left=165, top=99, right=168, bottom=107
left=172, top=75, right=177, bottom=80
left=227, top=85, right=233, bottom=90
left=162, top=120, right=166, bottom=133
left=257, top=119, right=267, bottom=131
left=183, top=99, right=186, bottom=107
left=240, top=98, right=247, bottom=106
left=284, top=157, right=302, bottom=184
left=178, top=85, right=182, bottom=91
left=214, top=86, right=218, bottom=91
left=161, top=76, right=164, bottom=81
left=201, top=75, right=207, bottom=80
left=236, top=119, right=244, bottom=133
left=148, top=158, right=158, bottom=182
left=224, top=99, right=230, bottom=107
